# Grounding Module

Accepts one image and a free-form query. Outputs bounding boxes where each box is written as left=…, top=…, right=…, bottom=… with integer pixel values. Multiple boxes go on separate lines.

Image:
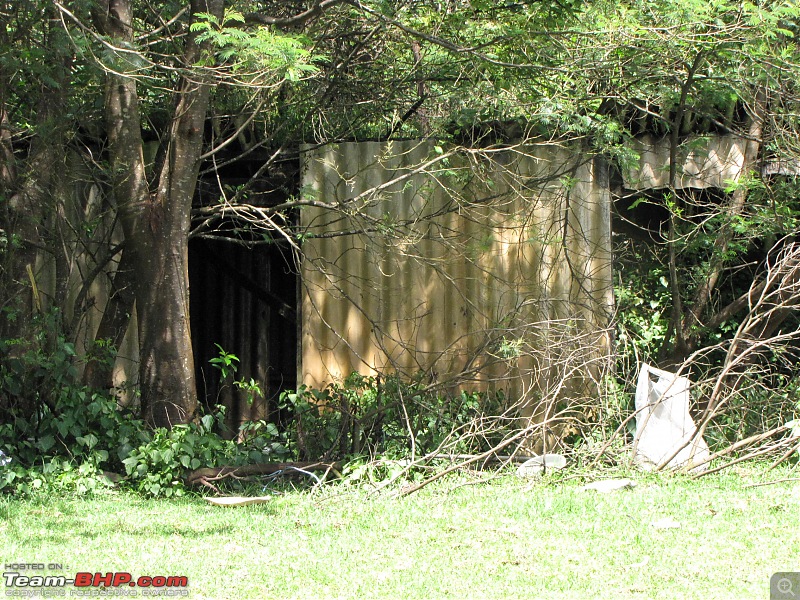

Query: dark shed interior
left=189, top=236, right=298, bottom=433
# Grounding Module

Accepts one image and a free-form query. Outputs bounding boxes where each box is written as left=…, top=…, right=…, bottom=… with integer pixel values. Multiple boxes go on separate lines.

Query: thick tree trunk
left=94, top=0, right=223, bottom=427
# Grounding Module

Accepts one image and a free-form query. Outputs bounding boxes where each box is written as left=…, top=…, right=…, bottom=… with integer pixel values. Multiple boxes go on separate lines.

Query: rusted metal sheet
left=299, top=141, right=614, bottom=407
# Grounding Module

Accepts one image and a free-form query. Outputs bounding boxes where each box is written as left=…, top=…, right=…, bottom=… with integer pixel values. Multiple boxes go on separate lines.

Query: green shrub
left=0, top=310, right=149, bottom=496
left=278, top=372, right=510, bottom=462
left=0, top=317, right=515, bottom=497
left=122, top=410, right=236, bottom=497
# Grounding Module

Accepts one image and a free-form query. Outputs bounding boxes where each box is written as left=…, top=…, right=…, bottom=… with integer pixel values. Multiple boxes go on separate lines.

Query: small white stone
left=580, top=478, right=636, bottom=492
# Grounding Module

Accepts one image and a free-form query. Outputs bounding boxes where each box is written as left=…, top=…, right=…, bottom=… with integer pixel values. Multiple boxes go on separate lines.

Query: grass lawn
left=1, top=465, right=798, bottom=599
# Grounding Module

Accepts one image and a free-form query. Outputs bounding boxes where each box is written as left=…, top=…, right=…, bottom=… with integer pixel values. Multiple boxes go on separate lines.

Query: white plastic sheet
left=634, top=363, right=710, bottom=471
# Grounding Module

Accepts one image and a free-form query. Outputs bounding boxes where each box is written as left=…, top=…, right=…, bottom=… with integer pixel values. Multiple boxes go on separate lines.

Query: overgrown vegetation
left=0, top=329, right=517, bottom=497
left=2, top=0, right=800, bottom=499
left=2, top=325, right=795, bottom=498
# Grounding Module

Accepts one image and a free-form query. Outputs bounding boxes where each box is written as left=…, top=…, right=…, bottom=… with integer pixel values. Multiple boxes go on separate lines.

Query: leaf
left=201, top=414, right=214, bottom=431
left=122, top=456, right=139, bottom=475
left=81, top=433, right=98, bottom=449
left=223, top=10, right=246, bottom=24
left=192, top=12, right=219, bottom=26
left=38, top=435, right=55, bottom=452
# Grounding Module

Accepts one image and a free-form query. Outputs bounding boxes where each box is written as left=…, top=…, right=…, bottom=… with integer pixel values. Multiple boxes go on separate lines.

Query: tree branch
left=245, top=0, right=348, bottom=28
left=681, top=88, right=767, bottom=340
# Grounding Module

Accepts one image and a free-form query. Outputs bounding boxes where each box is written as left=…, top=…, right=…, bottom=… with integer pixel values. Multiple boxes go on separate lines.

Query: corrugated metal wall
left=28, top=152, right=140, bottom=401
left=299, top=140, right=614, bottom=412
left=625, top=134, right=746, bottom=190
left=35, top=136, right=749, bottom=423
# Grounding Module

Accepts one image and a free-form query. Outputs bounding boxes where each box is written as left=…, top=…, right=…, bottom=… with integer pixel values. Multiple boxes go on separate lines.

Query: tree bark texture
left=94, top=0, right=223, bottom=427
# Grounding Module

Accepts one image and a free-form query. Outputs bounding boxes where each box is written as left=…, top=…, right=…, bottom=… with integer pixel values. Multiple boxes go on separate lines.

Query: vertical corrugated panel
left=299, top=140, right=613, bottom=408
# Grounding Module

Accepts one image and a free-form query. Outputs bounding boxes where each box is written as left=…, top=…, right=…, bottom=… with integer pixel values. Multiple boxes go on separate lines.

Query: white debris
left=580, top=478, right=636, bottom=493
left=515, top=454, right=567, bottom=477
left=634, top=363, right=710, bottom=471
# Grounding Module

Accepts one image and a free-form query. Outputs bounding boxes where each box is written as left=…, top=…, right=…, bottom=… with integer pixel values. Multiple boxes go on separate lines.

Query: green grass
left=1, top=465, right=798, bottom=599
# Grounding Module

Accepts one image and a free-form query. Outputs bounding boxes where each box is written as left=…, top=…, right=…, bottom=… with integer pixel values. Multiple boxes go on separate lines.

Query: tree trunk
left=82, top=246, right=136, bottom=390
left=682, top=90, right=766, bottom=347
left=94, top=0, right=223, bottom=427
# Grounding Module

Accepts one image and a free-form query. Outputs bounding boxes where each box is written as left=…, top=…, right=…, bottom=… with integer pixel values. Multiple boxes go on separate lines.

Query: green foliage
left=0, top=457, right=117, bottom=497
left=234, top=377, right=263, bottom=406
left=1, top=310, right=78, bottom=411
left=278, top=373, right=509, bottom=463
left=190, top=9, right=322, bottom=81
left=121, top=408, right=237, bottom=498
left=208, top=343, right=240, bottom=381
left=0, top=381, right=148, bottom=496
left=236, top=418, right=293, bottom=462
left=209, top=345, right=263, bottom=405
left=0, top=319, right=248, bottom=498
left=0, top=310, right=140, bottom=495
left=614, top=248, right=672, bottom=363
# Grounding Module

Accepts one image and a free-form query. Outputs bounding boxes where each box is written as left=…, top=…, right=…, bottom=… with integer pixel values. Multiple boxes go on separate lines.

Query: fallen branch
left=428, top=453, right=545, bottom=464
left=185, top=461, right=341, bottom=492
left=743, top=478, right=800, bottom=489
left=398, top=425, right=536, bottom=496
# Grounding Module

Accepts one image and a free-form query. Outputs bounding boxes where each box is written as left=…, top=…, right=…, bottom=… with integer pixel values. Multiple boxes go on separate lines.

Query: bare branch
left=245, top=0, right=349, bottom=28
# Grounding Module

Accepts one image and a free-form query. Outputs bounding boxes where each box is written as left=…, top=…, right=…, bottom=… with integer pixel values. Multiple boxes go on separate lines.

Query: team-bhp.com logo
left=3, top=565, right=189, bottom=597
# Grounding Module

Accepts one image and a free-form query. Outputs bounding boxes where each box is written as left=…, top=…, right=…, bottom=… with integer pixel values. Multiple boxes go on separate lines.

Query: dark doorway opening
left=189, top=236, right=297, bottom=433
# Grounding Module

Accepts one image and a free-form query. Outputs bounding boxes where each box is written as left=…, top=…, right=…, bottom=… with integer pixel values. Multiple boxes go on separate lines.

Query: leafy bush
left=122, top=410, right=236, bottom=497
left=278, top=372, right=510, bottom=462
left=0, top=310, right=149, bottom=495
left=0, top=319, right=514, bottom=497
